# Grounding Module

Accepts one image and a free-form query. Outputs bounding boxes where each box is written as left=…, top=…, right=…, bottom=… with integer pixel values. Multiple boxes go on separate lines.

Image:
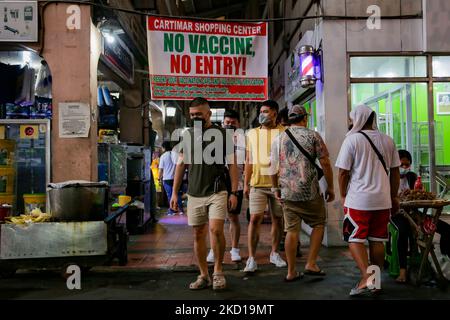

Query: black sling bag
left=285, top=129, right=324, bottom=180
left=359, top=131, right=389, bottom=176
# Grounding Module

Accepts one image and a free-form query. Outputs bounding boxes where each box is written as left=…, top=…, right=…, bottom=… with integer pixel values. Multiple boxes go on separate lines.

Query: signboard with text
left=147, top=17, right=268, bottom=101
left=102, top=36, right=135, bottom=84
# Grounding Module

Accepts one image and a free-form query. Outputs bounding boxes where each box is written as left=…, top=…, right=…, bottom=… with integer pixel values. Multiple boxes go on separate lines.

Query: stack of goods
left=0, top=139, right=16, bottom=210
left=0, top=61, right=52, bottom=120
left=98, top=129, right=118, bottom=144
left=399, top=189, right=437, bottom=202
left=98, top=86, right=118, bottom=130
left=4, top=208, right=52, bottom=225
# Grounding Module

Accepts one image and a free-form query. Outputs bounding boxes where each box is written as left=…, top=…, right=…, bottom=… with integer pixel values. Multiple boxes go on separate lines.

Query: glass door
left=0, top=120, right=50, bottom=215
left=433, top=82, right=450, bottom=212
left=351, top=83, right=429, bottom=182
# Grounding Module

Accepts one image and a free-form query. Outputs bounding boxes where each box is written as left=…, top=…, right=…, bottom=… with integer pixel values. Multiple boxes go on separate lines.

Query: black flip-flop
left=304, top=269, right=326, bottom=277
left=284, top=272, right=304, bottom=282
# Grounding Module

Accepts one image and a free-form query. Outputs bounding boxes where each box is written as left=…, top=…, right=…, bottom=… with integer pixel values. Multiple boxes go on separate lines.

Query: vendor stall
left=400, top=198, right=450, bottom=289
left=0, top=182, right=129, bottom=278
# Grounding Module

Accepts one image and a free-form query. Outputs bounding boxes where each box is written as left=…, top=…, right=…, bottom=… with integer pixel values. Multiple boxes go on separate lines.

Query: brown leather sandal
left=189, top=275, right=212, bottom=290
left=213, top=273, right=227, bottom=290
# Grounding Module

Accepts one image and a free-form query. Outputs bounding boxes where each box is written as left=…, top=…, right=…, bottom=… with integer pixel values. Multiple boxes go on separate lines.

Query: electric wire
left=38, top=0, right=422, bottom=23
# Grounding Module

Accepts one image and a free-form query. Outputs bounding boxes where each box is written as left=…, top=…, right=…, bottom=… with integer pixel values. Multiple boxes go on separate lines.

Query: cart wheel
left=0, top=268, right=17, bottom=279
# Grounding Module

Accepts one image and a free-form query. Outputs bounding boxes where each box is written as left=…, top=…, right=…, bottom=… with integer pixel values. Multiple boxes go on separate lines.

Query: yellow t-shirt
left=151, top=158, right=161, bottom=192
left=246, top=125, right=285, bottom=187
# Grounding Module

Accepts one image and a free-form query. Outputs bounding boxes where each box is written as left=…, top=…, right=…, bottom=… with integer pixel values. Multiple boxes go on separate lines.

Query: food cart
left=0, top=182, right=129, bottom=278
left=400, top=199, right=450, bottom=289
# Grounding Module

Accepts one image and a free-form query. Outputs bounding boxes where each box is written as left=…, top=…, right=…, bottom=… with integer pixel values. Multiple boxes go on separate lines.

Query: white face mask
left=400, top=167, right=410, bottom=175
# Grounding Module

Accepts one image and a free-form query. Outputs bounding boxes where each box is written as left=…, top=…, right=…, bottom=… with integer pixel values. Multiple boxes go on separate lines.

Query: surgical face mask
left=400, top=167, right=410, bottom=176
left=259, top=113, right=272, bottom=125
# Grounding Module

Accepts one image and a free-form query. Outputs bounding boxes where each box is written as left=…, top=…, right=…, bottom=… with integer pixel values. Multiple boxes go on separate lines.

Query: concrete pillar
left=42, top=4, right=100, bottom=183
left=120, top=89, right=143, bottom=144
left=314, top=20, right=349, bottom=246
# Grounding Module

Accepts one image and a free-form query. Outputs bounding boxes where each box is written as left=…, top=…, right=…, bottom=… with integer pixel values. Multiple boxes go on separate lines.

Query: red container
left=0, top=205, right=11, bottom=222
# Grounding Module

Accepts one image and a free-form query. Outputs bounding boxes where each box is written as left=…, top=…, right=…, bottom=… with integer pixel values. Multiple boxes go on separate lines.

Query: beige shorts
left=249, top=187, right=283, bottom=217
left=187, top=191, right=228, bottom=226
left=283, top=196, right=326, bottom=232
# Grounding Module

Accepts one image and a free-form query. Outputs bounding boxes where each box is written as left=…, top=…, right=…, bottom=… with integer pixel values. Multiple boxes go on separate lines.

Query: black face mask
left=223, top=125, right=237, bottom=130
left=191, top=117, right=207, bottom=128
left=348, top=124, right=354, bottom=131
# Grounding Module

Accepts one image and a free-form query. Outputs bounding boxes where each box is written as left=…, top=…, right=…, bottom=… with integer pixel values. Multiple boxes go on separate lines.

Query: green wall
left=352, top=83, right=450, bottom=168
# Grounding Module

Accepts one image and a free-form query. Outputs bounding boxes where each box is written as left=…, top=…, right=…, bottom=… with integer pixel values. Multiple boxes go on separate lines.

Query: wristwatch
left=230, top=191, right=239, bottom=197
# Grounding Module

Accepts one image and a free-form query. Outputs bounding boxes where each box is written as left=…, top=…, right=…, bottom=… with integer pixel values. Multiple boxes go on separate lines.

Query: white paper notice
left=59, top=102, right=91, bottom=138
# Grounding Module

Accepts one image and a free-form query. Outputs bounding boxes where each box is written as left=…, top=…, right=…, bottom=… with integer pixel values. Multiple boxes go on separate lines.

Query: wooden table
left=400, top=200, right=450, bottom=289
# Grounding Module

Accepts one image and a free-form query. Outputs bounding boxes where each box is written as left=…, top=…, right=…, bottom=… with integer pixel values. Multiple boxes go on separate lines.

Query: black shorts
left=229, top=190, right=244, bottom=215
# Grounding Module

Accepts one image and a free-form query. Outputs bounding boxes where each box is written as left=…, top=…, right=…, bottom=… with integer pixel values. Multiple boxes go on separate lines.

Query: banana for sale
left=4, top=209, right=52, bottom=225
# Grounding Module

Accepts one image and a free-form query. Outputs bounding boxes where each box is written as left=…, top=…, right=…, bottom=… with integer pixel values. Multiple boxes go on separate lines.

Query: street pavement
left=0, top=246, right=448, bottom=300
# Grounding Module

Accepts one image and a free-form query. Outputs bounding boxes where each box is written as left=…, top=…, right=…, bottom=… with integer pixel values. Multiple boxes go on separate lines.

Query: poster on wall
left=147, top=17, right=268, bottom=101
left=437, top=92, right=450, bottom=115
left=20, top=125, right=39, bottom=139
left=0, top=1, right=38, bottom=42
left=58, top=103, right=91, bottom=138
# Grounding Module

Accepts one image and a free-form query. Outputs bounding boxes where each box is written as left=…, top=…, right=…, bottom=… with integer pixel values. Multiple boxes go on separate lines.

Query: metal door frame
left=348, top=53, right=450, bottom=193
left=0, top=119, right=51, bottom=213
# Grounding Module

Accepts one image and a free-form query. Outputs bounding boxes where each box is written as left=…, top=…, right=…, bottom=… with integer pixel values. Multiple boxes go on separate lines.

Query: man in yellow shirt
left=244, top=100, right=287, bottom=272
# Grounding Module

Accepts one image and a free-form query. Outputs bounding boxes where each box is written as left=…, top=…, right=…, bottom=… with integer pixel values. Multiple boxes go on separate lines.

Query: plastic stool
left=385, top=222, right=400, bottom=278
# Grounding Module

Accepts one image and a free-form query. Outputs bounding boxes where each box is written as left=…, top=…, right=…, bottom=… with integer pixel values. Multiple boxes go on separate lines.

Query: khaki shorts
left=187, top=191, right=228, bottom=226
left=283, top=196, right=326, bottom=232
left=249, top=187, right=283, bottom=217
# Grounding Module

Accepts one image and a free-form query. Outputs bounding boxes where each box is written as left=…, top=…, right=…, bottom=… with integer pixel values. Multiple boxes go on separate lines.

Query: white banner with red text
left=147, top=17, right=268, bottom=101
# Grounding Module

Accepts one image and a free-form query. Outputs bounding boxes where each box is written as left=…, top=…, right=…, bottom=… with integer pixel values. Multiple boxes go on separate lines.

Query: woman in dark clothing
left=391, top=150, right=417, bottom=283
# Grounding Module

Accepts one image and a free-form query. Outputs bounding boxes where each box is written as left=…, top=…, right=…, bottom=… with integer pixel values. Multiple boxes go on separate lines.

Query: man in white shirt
left=159, top=141, right=183, bottom=215
left=336, top=104, right=400, bottom=297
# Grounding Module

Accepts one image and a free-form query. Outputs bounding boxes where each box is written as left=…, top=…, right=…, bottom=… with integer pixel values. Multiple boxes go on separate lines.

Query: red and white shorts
left=343, top=207, right=391, bottom=243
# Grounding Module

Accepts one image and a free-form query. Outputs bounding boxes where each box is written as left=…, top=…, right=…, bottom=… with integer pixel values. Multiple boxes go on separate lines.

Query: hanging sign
left=0, top=1, right=38, bottom=42
left=101, top=36, right=135, bottom=84
left=147, top=17, right=268, bottom=101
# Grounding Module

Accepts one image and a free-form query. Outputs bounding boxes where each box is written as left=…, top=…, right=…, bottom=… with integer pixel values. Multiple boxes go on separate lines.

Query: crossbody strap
left=359, top=131, right=389, bottom=175
left=285, top=129, right=323, bottom=175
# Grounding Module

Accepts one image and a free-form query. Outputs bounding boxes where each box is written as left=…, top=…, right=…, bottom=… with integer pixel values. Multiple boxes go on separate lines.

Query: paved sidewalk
left=120, top=206, right=315, bottom=270
left=1, top=207, right=449, bottom=300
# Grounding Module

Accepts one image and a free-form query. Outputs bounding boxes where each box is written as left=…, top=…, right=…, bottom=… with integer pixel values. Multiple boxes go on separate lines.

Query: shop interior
left=0, top=49, right=51, bottom=217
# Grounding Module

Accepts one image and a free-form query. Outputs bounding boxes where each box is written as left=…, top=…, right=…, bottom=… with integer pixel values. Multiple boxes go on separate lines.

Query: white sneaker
left=207, top=249, right=215, bottom=263
left=244, top=257, right=257, bottom=272
left=270, top=252, right=287, bottom=268
left=230, top=248, right=242, bottom=262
